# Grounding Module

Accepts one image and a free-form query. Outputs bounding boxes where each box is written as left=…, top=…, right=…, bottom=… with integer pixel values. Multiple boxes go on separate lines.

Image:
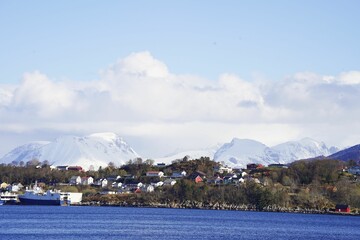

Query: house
left=134, top=188, right=142, bottom=193
left=232, top=168, right=243, bottom=174
left=194, top=175, right=203, bottom=183
left=9, top=183, right=24, bottom=192
left=171, top=171, right=187, bottom=178
left=335, top=204, right=350, bottom=213
left=100, top=190, right=117, bottom=195
left=156, top=163, right=166, bottom=168
left=214, top=166, right=233, bottom=174
left=56, top=166, right=69, bottom=171
left=124, top=179, right=143, bottom=189
left=268, top=163, right=288, bottom=169
left=247, top=163, right=265, bottom=170
left=163, top=179, right=177, bottom=186
left=146, top=171, right=164, bottom=178
left=95, top=178, right=108, bottom=188
left=151, top=181, right=164, bottom=188
left=0, top=182, right=9, bottom=189
left=223, top=173, right=238, bottom=184
left=81, top=176, right=94, bottom=185
left=348, top=166, right=360, bottom=175
left=189, top=171, right=206, bottom=183
left=107, top=175, right=122, bottom=182
left=141, top=184, right=155, bottom=193
left=69, top=176, right=82, bottom=185
left=68, top=166, right=83, bottom=172
left=253, top=178, right=261, bottom=184
left=207, top=176, right=223, bottom=185
left=112, top=182, right=123, bottom=188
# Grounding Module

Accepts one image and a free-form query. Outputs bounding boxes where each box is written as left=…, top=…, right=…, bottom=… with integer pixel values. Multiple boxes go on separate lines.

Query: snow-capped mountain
left=0, top=133, right=139, bottom=170
left=272, top=138, right=338, bottom=163
left=0, top=141, right=50, bottom=165
left=214, top=138, right=338, bottom=168
left=0, top=133, right=340, bottom=170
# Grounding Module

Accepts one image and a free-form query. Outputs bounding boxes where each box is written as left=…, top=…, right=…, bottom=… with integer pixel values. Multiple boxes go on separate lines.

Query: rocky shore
left=77, top=200, right=359, bottom=216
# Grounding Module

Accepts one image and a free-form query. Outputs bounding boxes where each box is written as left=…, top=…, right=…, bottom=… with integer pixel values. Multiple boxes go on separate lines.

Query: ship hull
left=18, top=197, right=62, bottom=206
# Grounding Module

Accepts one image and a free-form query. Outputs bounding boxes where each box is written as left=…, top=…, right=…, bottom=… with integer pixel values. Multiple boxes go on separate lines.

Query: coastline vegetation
left=1, top=157, right=360, bottom=213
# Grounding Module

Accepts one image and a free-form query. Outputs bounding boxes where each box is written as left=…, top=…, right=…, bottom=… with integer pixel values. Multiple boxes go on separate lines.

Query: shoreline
left=76, top=201, right=360, bottom=216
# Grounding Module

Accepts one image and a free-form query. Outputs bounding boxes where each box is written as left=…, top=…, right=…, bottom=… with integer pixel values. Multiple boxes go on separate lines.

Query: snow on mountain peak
left=0, top=141, right=50, bottom=165
left=0, top=133, right=340, bottom=170
left=214, top=137, right=337, bottom=168
left=0, top=133, right=139, bottom=170
left=88, top=132, right=121, bottom=142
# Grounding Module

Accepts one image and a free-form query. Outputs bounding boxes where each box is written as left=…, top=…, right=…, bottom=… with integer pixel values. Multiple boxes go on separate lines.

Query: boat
left=18, top=182, right=65, bottom=206
left=18, top=183, right=82, bottom=206
left=18, top=189, right=63, bottom=205
left=0, top=192, right=18, bottom=205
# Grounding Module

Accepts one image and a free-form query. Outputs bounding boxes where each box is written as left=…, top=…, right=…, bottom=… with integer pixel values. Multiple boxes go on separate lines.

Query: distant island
left=1, top=156, right=360, bottom=214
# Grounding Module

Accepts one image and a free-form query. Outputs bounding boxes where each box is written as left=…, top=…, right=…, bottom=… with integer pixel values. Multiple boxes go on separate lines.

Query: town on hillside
left=1, top=157, right=360, bottom=213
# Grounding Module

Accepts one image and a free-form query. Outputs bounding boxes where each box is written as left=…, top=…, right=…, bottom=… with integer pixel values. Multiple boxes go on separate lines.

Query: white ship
left=0, top=192, right=18, bottom=205
left=18, top=183, right=82, bottom=206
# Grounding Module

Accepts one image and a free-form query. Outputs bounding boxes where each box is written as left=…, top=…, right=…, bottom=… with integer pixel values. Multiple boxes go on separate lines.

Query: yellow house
left=0, top=182, right=9, bottom=189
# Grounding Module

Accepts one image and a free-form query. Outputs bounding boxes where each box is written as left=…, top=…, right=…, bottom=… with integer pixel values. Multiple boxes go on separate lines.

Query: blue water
left=0, top=206, right=359, bottom=240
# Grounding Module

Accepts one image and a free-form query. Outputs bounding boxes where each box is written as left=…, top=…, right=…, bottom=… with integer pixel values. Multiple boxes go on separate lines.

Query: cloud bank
left=1, top=51, right=359, bottom=157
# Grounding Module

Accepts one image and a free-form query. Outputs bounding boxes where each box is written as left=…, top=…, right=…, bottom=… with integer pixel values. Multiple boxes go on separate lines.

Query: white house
left=141, top=185, right=155, bottom=193
left=125, top=181, right=143, bottom=189
left=146, top=171, right=164, bottom=178
left=95, top=178, right=108, bottom=188
left=171, top=171, right=187, bottom=178
left=151, top=181, right=164, bottom=187
left=9, top=183, right=24, bottom=192
left=112, top=182, right=123, bottom=188
left=163, top=179, right=177, bottom=186
left=70, top=176, right=82, bottom=185
left=214, top=166, right=233, bottom=174
left=81, top=176, right=94, bottom=185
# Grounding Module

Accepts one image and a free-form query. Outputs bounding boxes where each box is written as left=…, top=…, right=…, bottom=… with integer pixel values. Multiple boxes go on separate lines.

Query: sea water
left=0, top=206, right=359, bottom=240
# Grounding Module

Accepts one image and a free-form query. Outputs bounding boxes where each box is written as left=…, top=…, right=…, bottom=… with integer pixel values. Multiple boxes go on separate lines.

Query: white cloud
left=338, top=71, right=360, bottom=85
left=11, top=71, right=79, bottom=117
left=1, top=51, right=360, bottom=157
left=102, top=51, right=169, bottom=80
left=0, top=87, right=13, bottom=107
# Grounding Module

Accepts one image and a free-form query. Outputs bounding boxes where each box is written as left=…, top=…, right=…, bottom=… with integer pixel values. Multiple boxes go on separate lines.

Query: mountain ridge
left=213, top=137, right=338, bottom=168
left=327, top=144, right=360, bottom=162
left=0, top=134, right=346, bottom=170
left=0, top=132, right=139, bottom=170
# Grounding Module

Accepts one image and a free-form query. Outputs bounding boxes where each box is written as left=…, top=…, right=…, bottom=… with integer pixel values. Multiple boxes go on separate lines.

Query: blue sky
left=1, top=1, right=360, bottom=158
left=1, top=1, right=360, bottom=83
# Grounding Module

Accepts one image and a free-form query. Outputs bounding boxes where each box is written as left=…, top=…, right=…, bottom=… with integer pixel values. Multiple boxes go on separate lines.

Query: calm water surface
left=0, top=206, right=359, bottom=240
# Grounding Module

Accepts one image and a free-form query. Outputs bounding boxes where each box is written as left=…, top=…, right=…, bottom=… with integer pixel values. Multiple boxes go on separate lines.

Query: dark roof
left=195, top=170, right=206, bottom=176
left=335, top=204, right=350, bottom=209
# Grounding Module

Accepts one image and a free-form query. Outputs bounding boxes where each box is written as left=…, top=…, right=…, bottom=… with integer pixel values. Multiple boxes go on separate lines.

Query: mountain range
left=0, top=132, right=355, bottom=170
left=213, top=138, right=338, bottom=168
left=0, top=133, right=139, bottom=170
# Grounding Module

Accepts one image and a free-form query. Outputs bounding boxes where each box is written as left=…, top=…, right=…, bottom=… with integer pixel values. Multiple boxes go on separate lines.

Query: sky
left=1, top=1, right=360, bottom=158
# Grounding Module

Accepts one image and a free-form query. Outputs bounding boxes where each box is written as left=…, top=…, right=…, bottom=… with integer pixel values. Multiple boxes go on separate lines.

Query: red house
left=189, top=171, right=206, bottom=183
left=194, top=175, right=203, bottom=183
left=335, top=204, right=350, bottom=213
left=67, top=166, right=83, bottom=172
